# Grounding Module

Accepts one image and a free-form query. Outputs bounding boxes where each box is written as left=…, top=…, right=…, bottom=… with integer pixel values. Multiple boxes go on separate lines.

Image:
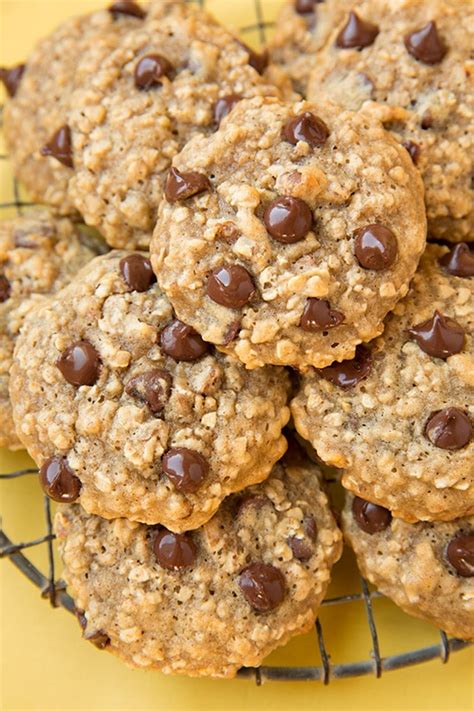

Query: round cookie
left=55, top=453, right=343, bottom=678
left=0, top=211, right=97, bottom=450
left=343, top=494, right=474, bottom=640
left=67, top=0, right=284, bottom=249
left=292, top=243, right=474, bottom=522
left=306, top=0, right=474, bottom=242
left=151, top=96, right=426, bottom=370
left=1, top=2, right=143, bottom=213
left=10, top=251, right=290, bottom=529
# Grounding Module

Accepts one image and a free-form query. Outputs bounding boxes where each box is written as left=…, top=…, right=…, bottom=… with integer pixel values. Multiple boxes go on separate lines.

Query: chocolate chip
left=237, top=495, right=272, bottom=516
left=39, top=456, right=81, bottom=503
left=304, top=515, right=318, bottom=541
left=282, top=112, right=330, bottom=148
left=420, top=111, right=433, bottom=130
left=41, top=125, right=74, bottom=168
left=76, top=611, right=111, bottom=649
left=404, top=21, right=446, bottom=65
left=0, top=63, right=25, bottom=97
left=336, top=11, right=379, bottom=49
left=424, top=408, right=472, bottom=450
left=354, top=224, right=398, bottom=271
left=288, top=536, right=313, bottom=561
left=153, top=529, right=196, bottom=570
left=439, top=243, right=474, bottom=277
left=160, top=319, right=210, bottom=361
left=214, top=94, right=242, bottom=127
left=402, top=140, right=421, bottom=165
left=0, top=275, right=11, bottom=303
left=300, top=298, right=344, bottom=332
left=318, top=345, right=372, bottom=389
left=352, top=496, right=392, bottom=534
left=295, top=0, right=320, bottom=14
left=408, top=311, right=465, bottom=359
left=108, top=1, right=145, bottom=19
left=119, top=253, right=156, bottom=292
left=222, top=320, right=241, bottom=345
left=125, top=369, right=172, bottom=414
left=165, top=167, right=210, bottom=203
left=264, top=196, right=313, bottom=244
left=238, top=41, right=268, bottom=75
left=446, top=533, right=474, bottom=577
left=134, top=54, right=173, bottom=90
left=238, top=563, right=286, bottom=612
left=207, top=264, right=255, bottom=309
left=57, top=341, right=101, bottom=386
left=162, top=447, right=208, bottom=493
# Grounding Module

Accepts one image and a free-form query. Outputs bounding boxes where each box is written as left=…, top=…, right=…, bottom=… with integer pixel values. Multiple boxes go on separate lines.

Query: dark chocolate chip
left=207, top=264, right=255, bottom=308
left=125, top=369, right=172, bottom=414
left=119, top=253, right=156, bottom=292
left=0, top=63, right=25, bottom=97
left=354, top=223, right=398, bottom=270
left=153, top=529, right=196, bottom=570
left=352, top=496, right=392, bottom=534
left=402, top=140, right=421, bottom=165
left=108, top=1, right=145, bottom=19
left=288, top=536, right=313, bottom=561
left=424, top=408, right=472, bottom=450
left=237, top=495, right=272, bottom=516
left=222, top=320, right=241, bottom=345
left=420, top=111, right=433, bottom=129
left=39, top=456, right=81, bottom=503
left=0, top=275, right=11, bottom=303
left=317, top=345, right=372, bottom=389
left=300, top=298, right=344, bottom=332
left=134, top=54, right=173, bottom=90
left=160, top=319, right=210, bottom=361
left=446, top=533, right=474, bottom=577
left=41, top=125, right=74, bottom=168
left=282, top=112, right=329, bottom=147
left=214, top=94, right=242, bottom=127
left=408, top=311, right=465, bottom=359
left=75, top=608, right=109, bottom=647
left=162, top=447, right=208, bottom=493
left=304, top=515, right=318, bottom=541
left=264, top=196, right=313, bottom=244
left=238, top=563, right=286, bottom=612
left=57, top=341, right=101, bottom=386
left=439, top=243, right=474, bottom=278
left=238, top=41, right=269, bottom=75
left=336, top=11, right=379, bottom=49
left=404, top=21, right=447, bottom=65
left=165, top=167, right=210, bottom=203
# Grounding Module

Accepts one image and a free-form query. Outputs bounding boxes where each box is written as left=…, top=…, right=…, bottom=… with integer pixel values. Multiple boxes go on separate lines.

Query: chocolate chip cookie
left=292, top=244, right=474, bottom=522
left=343, top=494, right=474, bottom=640
left=10, top=251, right=290, bottom=528
left=152, top=96, right=426, bottom=370
left=55, top=453, right=343, bottom=677
left=306, top=0, right=474, bottom=242
left=0, top=211, right=96, bottom=450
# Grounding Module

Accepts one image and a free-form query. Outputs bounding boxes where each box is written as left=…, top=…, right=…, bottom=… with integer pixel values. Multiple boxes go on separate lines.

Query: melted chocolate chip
left=214, top=94, right=242, bottom=127
left=153, top=529, right=196, bottom=570
left=119, top=253, right=156, bottom=292
left=354, top=224, right=398, bottom=271
left=336, top=11, right=379, bottom=49
left=0, top=63, right=25, bottom=97
left=237, top=495, right=272, bottom=516
left=238, top=563, right=286, bottom=612
left=162, top=447, right=208, bottom=493
left=288, top=536, right=313, bottom=561
left=108, top=1, right=145, bottom=19
left=165, top=167, right=210, bottom=203
left=222, top=320, right=241, bottom=345
left=207, top=264, right=255, bottom=309
left=404, top=21, right=447, bottom=65
left=264, top=196, right=313, bottom=244
left=439, top=243, right=474, bottom=277
left=39, top=456, right=81, bottom=503
left=295, top=0, right=320, bottom=14
left=238, top=41, right=268, bottom=75
left=317, top=345, right=372, bottom=389
left=125, top=369, right=172, bottom=414
left=408, top=311, right=465, bottom=359
left=402, top=140, right=421, bottom=165
left=424, top=408, right=472, bottom=450
left=352, top=496, right=392, bottom=534
left=420, top=111, right=433, bottom=130
left=41, top=125, right=74, bottom=168
left=134, top=54, right=173, bottom=90
left=57, top=341, right=101, bottom=386
left=160, top=319, right=210, bottom=361
left=282, top=112, right=329, bottom=147
left=0, top=275, right=11, bottom=303
left=300, top=298, right=344, bottom=331
left=446, top=533, right=474, bottom=577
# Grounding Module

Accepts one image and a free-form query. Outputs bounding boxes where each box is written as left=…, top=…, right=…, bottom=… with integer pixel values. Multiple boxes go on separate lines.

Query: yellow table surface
left=0, top=2, right=472, bottom=710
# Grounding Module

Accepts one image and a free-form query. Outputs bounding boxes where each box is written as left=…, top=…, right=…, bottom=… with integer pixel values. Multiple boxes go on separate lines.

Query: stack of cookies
left=0, top=0, right=472, bottom=678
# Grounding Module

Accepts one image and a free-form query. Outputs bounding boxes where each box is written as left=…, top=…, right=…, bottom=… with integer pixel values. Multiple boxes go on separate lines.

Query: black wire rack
left=0, top=0, right=472, bottom=686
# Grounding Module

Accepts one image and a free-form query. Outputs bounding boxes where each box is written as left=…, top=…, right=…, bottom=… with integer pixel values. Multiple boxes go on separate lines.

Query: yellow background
left=0, top=2, right=472, bottom=710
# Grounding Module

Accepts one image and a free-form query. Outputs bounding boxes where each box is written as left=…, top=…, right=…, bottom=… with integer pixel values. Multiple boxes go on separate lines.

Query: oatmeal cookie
left=343, top=494, right=474, bottom=640
left=0, top=211, right=96, bottom=449
left=55, top=453, right=343, bottom=677
left=292, top=244, right=474, bottom=522
left=151, top=96, right=426, bottom=370
left=306, top=0, right=474, bottom=242
left=10, top=251, right=290, bottom=528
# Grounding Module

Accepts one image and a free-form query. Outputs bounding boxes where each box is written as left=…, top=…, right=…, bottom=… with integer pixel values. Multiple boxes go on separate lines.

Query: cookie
left=0, top=211, right=96, bottom=450
left=151, top=96, right=426, bottom=370
left=1, top=3, right=142, bottom=213
left=343, top=494, right=474, bottom=640
left=10, top=251, right=290, bottom=529
left=55, top=452, right=343, bottom=678
left=292, top=244, right=474, bottom=522
left=306, top=0, right=474, bottom=242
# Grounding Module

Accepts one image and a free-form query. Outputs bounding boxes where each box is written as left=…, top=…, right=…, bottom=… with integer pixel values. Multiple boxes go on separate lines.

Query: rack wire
left=0, top=0, right=471, bottom=686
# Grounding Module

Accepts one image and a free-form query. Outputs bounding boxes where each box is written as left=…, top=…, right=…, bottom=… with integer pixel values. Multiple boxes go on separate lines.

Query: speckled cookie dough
left=55, top=453, right=343, bottom=678
left=343, top=494, right=474, bottom=640
left=0, top=211, right=96, bottom=450
left=306, top=0, right=474, bottom=242
left=10, top=251, right=290, bottom=528
left=151, top=96, right=426, bottom=370
left=292, top=244, right=474, bottom=522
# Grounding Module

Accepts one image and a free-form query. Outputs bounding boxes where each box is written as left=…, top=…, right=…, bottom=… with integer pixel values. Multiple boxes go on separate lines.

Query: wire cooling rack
left=0, top=0, right=472, bottom=686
